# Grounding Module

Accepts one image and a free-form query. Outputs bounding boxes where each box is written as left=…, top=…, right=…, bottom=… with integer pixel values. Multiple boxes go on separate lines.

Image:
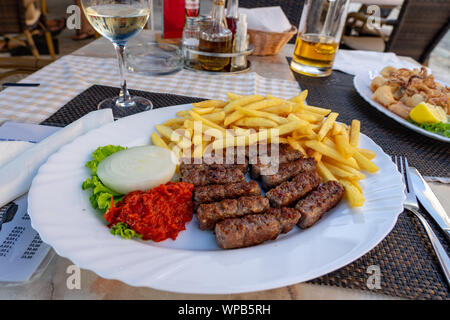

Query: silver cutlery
left=409, top=167, right=450, bottom=242
left=393, top=156, right=450, bottom=286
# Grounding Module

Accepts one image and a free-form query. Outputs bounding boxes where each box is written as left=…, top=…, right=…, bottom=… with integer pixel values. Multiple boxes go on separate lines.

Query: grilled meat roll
left=215, top=207, right=301, bottom=249
left=261, top=157, right=316, bottom=191
left=180, top=166, right=245, bottom=186
left=295, top=181, right=344, bottom=229
left=266, top=171, right=322, bottom=208
left=196, top=195, right=269, bottom=230
left=194, top=180, right=261, bottom=205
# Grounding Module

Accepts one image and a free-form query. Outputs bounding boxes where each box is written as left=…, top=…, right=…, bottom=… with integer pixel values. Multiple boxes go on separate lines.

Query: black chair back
left=386, top=0, right=450, bottom=63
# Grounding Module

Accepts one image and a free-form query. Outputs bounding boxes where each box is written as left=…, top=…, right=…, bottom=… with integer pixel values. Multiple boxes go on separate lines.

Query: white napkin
left=0, top=109, right=114, bottom=208
left=239, top=7, right=292, bottom=33
left=333, top=49, right=419, bottom=75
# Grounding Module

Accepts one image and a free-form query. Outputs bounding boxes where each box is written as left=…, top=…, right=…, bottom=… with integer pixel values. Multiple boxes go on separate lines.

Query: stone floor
left=1, top=1, right=449, bottom=86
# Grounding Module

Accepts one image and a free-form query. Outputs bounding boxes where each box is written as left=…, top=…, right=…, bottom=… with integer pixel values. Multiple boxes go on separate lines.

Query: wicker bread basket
left=248, top=25, right=297, bottom=56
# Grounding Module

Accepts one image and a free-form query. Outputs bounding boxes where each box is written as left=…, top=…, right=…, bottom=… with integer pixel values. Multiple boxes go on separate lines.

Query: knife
left=409, top=167, right=450, bottom=241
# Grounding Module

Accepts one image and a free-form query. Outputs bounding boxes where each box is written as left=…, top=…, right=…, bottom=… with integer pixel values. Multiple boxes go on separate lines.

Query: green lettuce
left=85, top=145, right=127, bottom=175
left=408, top=118, right=450, bottom=138
left=81, top=145, right=141, bottom=239
left=110, top=222, right=143, bottom=240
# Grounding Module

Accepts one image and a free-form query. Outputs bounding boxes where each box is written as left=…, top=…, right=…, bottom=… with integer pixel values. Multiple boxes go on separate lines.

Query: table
left=0, top=32, right=448, bottom=300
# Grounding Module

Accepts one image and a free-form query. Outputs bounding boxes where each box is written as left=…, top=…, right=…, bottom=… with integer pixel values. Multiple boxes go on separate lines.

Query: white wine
left=84, top=4, right=150, bottom=44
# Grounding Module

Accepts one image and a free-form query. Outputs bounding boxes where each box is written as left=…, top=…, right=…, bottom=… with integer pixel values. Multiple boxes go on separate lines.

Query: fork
left=394, top=156, right=450, bottom=286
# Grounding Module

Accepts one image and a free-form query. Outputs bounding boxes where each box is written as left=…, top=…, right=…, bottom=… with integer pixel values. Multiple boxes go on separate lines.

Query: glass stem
left=113, top=43, right=134, bottom=107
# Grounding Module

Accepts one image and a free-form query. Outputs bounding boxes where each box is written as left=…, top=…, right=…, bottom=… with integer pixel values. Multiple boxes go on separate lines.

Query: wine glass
left=81, top=0, right=153, bottom=118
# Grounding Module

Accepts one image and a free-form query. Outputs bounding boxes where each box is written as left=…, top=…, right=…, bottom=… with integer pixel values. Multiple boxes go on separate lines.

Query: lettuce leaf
left=110, top=222, right=142, bottom=240
left=408, top=118, right=450, bottom=138
left=82, top=145, right=126, bottom=213
left=85, top=145, right=126, bottom=175
left=81, top=145, right=143, bottom=240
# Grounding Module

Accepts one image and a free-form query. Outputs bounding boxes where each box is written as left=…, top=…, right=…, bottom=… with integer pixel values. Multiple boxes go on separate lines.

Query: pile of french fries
left=151, top=91, right=379, bottom=207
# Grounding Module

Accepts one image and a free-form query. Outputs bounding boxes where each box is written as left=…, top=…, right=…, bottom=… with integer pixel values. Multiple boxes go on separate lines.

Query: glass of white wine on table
left=81, top=0, right=153, bottom=118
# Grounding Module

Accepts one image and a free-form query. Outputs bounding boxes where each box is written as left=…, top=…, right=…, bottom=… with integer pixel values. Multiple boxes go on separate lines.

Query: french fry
left=151, top=132, right=170, bottom=149
left=235, top=117, right=278, bottom=128
left=202, top=111, right=225, bottom=123
left=322, top=157, right=366, bottom=180
left=247, top=98, right=286, bottom=110
left=223, top=95, right=265, bottom=113
left=226, top=92, right=243, bottom=100
left=235, top=106, right=288, bottom=125
left=357, top=148, right=376, bottom=160
left=224, top=110, right=244, bottom=126
left=316, top=161, right=337, bottom=182
left=332, top=122, right=343, bottom=136
left=303, top=105, right=331, bottom=116
left=268, top=120, right=304, bottom=137
left=335, top=134, right=355, bottom=158
left=287, top=136, right=306, bottom=155
left=349, top=120, right=361, bottom=147
left=232, top=127, right=252, bottom=136
left=350, top=179, right=363, bottom=193
left=192, top=100, right=227, bottom=108
left=163, top=118, right=185, bottom=127
left=340, top=179, right=365, bottom=207
left=289, top=90, right=308, bottom=103
left=304, top=140, right=359, bottom=169
left=176, top=110, right=190, bottom=117
left=352, top=150, right=379, bottom=173
left=323, top=162, right=359, bottom=179
left=189, top=110, right=226, bottom=133
left=295, top=112, right=324, bottom=123
left=317, top=112, right=339, bottom=141
left=192, top=106, right=216, bottom=115
left=213, top=125, right=284, bottom=150
left=311, top=151, right=322, bottom=163
left=262, top=103, right=293, bottom=115
left=223, top=99, right=285, bottom=126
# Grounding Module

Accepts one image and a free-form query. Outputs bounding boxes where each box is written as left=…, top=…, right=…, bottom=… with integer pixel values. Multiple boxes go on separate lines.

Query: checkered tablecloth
left=0, top=55, right=301, bottom=124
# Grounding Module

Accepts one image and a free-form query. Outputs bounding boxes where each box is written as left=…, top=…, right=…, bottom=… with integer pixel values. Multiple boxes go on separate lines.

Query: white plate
left=27, top=104, right=405, bottom=294
left=354, top=71, right=450, bottom=143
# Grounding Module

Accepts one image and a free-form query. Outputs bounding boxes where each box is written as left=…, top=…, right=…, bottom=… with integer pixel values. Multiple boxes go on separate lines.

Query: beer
left=291, top=34, right=338, bottom=76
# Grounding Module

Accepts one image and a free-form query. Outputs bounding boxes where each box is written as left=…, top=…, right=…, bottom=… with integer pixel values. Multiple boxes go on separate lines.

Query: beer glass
left=291, top=0, right=350, bottom=77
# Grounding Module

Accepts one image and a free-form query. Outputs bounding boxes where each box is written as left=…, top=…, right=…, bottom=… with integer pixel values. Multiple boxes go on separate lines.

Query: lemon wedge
left=409, top=102, right=448, bottom=124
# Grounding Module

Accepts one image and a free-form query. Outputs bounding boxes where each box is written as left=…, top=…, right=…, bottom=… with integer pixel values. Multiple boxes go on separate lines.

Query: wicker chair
left=0, top=0, right=56, bottom=80
left=343, top=0, right=450, bottom=64
left=238, top=0, right=305, bottom=44
left=386, top=0, right=450, bottom=64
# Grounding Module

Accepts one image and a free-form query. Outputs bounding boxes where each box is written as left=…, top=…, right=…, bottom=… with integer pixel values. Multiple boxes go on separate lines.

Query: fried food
left=151, top=91, right=379, bottom=207
left=370, top=66, right=450, bottom=117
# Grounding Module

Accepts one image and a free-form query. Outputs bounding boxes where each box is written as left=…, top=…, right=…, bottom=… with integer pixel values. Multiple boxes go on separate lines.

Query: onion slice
left=97, top=146, right=177, bottom=194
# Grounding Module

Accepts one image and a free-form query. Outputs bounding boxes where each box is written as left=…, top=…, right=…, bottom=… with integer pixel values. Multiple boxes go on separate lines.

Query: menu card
left=0, top=122, right=60, bottom=283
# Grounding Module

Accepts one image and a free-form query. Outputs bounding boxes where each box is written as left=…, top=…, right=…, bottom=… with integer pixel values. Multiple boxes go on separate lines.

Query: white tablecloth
left=0, top=55, right=301, bottom=125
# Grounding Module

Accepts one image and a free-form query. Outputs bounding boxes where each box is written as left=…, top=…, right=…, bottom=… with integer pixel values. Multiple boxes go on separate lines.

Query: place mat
left=40, top=85, right=204, bottom=127
left=41, top=85, right=449, bottom=300
left=287, top=60, right=450, bottom=180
